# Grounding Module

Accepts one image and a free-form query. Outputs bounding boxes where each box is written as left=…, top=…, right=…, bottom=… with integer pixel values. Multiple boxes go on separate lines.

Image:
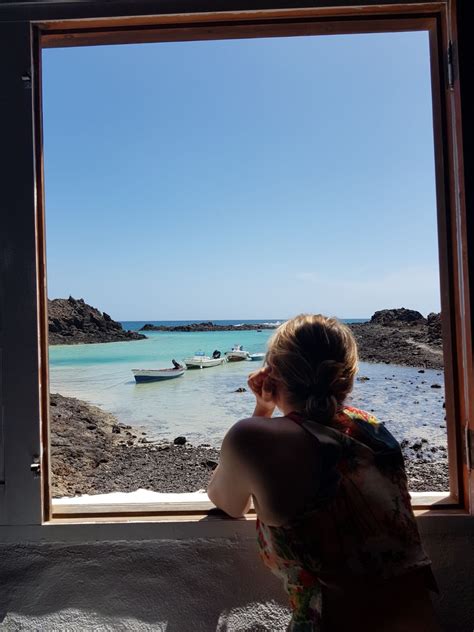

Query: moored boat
left=249, top=352, right=265, bottom=362
left=226, top=344, right=250, bottom=362
left=132, top=363, right=186, bottom=383
left=184, top=350, right=226, bottom=369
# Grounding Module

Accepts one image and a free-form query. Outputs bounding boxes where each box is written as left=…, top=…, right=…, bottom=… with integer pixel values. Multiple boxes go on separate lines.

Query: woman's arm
left=208, top=367, right=277, bottom=517
left=207, top=420, right=255, bottom=518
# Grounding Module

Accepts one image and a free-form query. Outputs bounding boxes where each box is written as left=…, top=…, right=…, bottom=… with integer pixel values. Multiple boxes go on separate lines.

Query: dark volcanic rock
left=140, top=321, right=276, bottom=332
left=370, top=308, right=425, bottom=326
left=426, top=312, right=442, bottom=344
left=48, top=297, right=146, bottom=345
left=400, top=436, right=448, bottom=492
left=350, top=308, right=443, bottom=369
left=50, top=393, right=219, bottom=497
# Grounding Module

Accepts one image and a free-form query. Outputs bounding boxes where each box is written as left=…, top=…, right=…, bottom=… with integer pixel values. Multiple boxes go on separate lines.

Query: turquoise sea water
left=49, top=320, right=446, bottom=447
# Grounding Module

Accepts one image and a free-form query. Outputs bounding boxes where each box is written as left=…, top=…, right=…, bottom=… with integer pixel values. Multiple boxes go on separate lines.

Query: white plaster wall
left=0, top=538, right=291, bottom=631
left=419, top=524, right=474, bottom=632
left=0, top=522, right=473, bottom=631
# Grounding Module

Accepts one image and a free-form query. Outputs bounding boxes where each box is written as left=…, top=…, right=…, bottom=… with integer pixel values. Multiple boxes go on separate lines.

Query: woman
left=207, top=314, right=439, bottom=631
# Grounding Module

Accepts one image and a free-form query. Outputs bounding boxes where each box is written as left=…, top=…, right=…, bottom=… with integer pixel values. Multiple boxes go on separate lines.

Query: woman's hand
left=247, top=367, right=276, bottom=418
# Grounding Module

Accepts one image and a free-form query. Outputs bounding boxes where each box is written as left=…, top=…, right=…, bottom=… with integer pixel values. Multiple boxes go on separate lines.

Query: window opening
left=40, top=26, right=453, bottom=519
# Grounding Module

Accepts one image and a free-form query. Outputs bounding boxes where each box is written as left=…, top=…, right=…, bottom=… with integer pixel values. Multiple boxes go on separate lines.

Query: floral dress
left=256, top=407, right=436, bottom=631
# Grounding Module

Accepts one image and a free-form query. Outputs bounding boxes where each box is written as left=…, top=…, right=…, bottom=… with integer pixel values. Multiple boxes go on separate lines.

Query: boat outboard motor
left=212, top=350, right=221, bottom=359
left=172, top=359, right=182, bottom=369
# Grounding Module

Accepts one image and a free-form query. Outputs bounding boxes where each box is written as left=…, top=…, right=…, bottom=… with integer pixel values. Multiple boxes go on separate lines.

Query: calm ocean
left=49, top=319, right=446, bottom=447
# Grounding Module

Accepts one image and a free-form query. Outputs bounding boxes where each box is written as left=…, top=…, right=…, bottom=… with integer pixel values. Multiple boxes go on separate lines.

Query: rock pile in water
left=48, top=296, right=146, bottom=345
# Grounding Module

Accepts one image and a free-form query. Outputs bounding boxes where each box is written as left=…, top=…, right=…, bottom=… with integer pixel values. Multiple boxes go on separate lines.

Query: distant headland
left=139, top=321, right=277, bottom=332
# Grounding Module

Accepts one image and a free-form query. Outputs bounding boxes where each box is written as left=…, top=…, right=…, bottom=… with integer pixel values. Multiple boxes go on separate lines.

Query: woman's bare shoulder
left=227, top=415, right=295, bottom=436
left=224, top=415, right=302, bottom=455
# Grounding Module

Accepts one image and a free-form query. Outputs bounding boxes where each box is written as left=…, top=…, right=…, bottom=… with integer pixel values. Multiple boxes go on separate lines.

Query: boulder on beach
left=48, top=296, right=147, bottom=345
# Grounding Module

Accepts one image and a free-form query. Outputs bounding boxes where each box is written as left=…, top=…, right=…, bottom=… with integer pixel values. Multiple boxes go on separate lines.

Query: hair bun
left=304, top=392, right=338, bottom=424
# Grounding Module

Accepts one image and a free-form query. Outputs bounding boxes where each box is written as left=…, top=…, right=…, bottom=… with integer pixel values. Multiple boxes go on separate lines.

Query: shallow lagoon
left=49, top=329, right=446, bottom=448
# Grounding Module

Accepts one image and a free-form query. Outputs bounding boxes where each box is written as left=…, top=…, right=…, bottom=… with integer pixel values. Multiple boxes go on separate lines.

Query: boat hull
left=184, top=357, right=226, bottom=369
left=226, top=352, right=250, bottom=362
left=249, top=353, right=265, bottom=361
left=133, top=369, right=185, bottom=382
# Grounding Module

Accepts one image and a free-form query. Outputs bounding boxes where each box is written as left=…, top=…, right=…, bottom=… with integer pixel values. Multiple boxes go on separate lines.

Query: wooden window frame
left=0, top=0, right=471, bottom=532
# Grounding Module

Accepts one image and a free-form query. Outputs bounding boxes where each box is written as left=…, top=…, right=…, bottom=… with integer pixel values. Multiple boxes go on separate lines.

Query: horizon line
left=117, top=316, right=371, bottom=322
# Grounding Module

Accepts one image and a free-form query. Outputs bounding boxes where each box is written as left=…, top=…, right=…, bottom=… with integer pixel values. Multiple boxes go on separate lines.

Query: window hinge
left=30, top=457, right=40, bottom=478
left=21, top=71, right=31, bottom=90
left=466, top=426, right=474, bottom=471
left=447, top=41, right=454, bottom=91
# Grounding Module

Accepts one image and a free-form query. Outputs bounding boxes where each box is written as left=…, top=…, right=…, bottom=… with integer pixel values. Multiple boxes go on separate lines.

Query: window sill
left=50, top=489, right=453, bottom=519
left=1, top=489, right=469, bottom=544
left=52, top=487, right=451, bottom=514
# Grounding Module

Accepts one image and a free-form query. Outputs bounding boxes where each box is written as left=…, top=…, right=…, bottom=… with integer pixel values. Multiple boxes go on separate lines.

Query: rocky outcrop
left=48, top=297, right=146, bottom=345
left=350, top=309, right=443, bottom=369
left=140, top=321, right=276, bottom=332
left=370, top=308, right=425, bottom=326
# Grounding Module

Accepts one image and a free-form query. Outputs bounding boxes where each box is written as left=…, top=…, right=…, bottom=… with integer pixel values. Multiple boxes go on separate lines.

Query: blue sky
left=42, top=31, right=439, bottom=320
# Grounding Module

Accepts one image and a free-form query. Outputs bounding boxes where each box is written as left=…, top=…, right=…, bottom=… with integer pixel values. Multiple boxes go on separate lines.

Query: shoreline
left=50, top=392, right=448, bottom=498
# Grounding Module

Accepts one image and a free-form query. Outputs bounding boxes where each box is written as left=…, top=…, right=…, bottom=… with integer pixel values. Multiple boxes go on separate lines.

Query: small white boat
left=184, top=350, right=226, bottom=369
left=226, top=344, right=251, bottom=362
left=249, top=352, right=265, bottom=362
left=133, top=362, right=185, bottom=383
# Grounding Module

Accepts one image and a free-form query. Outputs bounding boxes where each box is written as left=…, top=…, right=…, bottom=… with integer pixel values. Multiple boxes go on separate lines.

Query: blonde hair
left=266, top=314, right=358, bottom=424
